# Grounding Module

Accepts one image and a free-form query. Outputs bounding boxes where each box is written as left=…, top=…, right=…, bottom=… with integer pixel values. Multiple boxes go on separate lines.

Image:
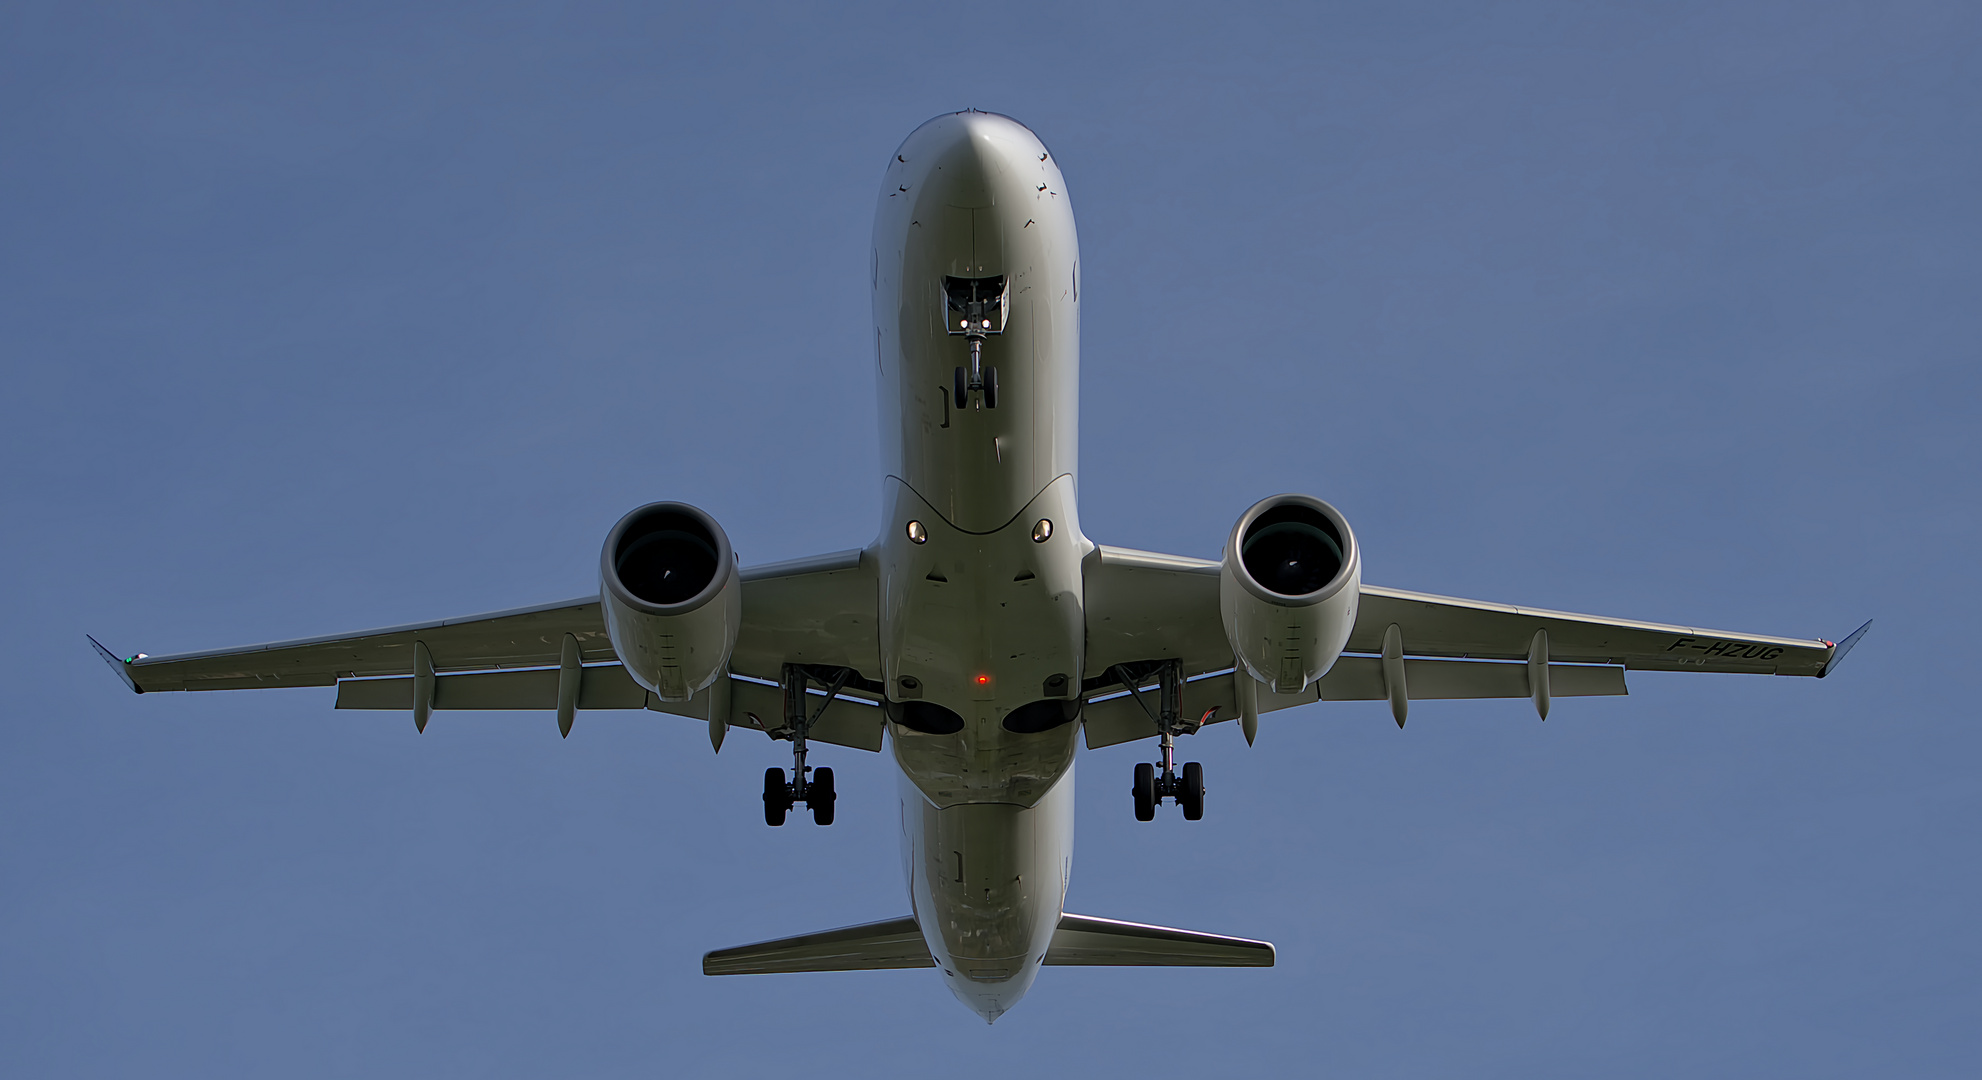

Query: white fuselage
left=871, top=112, right=1085, bottom=1020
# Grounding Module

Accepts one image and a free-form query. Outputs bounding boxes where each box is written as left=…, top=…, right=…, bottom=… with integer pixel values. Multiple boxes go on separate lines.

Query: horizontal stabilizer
left=1045, top=914, right=1274, bottom=967
left=702, top=912, right=1275, bottom=976
left=703, top=916, right=933, bottom=975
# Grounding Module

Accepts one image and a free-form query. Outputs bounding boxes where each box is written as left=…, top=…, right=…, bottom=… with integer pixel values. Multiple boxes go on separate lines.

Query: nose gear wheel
left=954, top=337, right=998, bottom=411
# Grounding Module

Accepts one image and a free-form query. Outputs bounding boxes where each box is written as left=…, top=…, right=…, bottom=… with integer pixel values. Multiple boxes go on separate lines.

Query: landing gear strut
left=1111, top=659, right=1210, bottom=821
left=763, top=663, right=850, bottom=827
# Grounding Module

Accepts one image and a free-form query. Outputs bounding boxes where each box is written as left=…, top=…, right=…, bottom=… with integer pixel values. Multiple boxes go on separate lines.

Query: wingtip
left=86, top=635, right=143, bottom=693
left=1818, top=619, right=1873, bottom=678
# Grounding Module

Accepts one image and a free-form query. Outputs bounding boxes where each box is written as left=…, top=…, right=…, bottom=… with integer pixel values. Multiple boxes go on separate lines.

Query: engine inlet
left=1239, top=503, right=1345, bottom=598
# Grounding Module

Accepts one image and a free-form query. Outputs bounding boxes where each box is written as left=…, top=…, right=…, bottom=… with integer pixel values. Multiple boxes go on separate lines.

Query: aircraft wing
left=1080, top=544, right=1866, bottom=747
left=1348, top=584, right=1849, bottom=676
left=94, top=596, right=612, bottom=694
left=89, top=549, right=886, bottom=751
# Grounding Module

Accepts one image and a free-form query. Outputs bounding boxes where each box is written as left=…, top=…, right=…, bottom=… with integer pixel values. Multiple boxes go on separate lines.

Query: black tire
left=1181, top=761, right=1205, bottom=821
left=984, top=366, right=998, bottom=409
left=763, top=767, right=789, bottom=827
left=1133, top=762, right=1156, bottom=821
left=810, top=767, right=836, bottom=826
left=954, top=367, right=969, bottom=410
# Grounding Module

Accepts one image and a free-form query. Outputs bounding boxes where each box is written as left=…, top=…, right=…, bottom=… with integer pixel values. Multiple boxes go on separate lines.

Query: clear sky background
left=3, top=2, right=1976, bottom=1076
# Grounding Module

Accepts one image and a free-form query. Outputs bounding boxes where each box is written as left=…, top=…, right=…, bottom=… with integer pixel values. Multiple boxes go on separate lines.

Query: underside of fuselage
left=874, top=111, right=1085, bottom=1020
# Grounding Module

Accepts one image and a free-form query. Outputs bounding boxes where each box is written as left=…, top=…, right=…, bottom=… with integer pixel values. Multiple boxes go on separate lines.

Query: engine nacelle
left=600, top=502, right=741, bottom=702
left=1220, top=494, right=1361, bottom=694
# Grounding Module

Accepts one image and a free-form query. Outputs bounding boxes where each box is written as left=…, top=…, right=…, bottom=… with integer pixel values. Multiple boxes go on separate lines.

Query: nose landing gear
left=1111, top=660, right=1211, bottom=822
left=954, top=355, right=998, bottom=410
left=943, top=274, right=1005, bottom=411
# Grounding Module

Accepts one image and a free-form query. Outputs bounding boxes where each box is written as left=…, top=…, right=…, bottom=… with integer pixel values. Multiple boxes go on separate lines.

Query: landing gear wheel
left=1133, top=762, right=1156, bottom=821
left=983, top=366, right=998, bottom=409
left=954, top=367, right=969, bottom=410
left=810, top=767, right=836, bottom=826
left=1180, top=761, right=1205, bottom=821
left=763, top=767, right=791, bottom=827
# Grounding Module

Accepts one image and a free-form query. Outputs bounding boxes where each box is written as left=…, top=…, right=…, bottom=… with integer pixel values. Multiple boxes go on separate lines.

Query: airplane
left=90, top=110, right=1871, bottom=1023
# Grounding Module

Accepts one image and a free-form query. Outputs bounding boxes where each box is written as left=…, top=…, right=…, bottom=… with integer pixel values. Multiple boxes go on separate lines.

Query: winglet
left=87, top=635, right=143, bottom=694
left=1818, top=619, right=1872, bottom=678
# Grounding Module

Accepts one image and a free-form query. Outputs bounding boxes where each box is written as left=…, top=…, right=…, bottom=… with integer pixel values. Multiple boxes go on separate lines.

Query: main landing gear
left=762, top=663, right=855, bottom=827
left=764, top=765, right=834, bottom=827
left=1133, top=758, right=1205, bottom=822
left=1110, top=659, right=1210, bottom=822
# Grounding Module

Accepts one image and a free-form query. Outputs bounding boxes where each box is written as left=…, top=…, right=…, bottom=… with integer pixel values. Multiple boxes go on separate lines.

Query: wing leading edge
left=1353, top=584, right=1848, bottom=677
left=93, top=549, right=877, bottom=693
left=1084, top=543, right=1854, bottom=679
left=1079, top=544, right=1863, bottom=745
left=88, top=549, right=885, bottom=750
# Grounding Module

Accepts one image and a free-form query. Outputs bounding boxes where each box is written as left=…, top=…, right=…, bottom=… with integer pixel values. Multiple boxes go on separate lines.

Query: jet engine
left=600, top=501, right=741, bottom=702
left=1219, top=494, right=1361, bottom=694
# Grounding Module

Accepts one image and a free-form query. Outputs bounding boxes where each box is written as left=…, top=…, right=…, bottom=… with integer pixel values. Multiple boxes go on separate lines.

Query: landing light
left=943, top=275, right=1008, bottom=337
left=906, top=520, right=928, bottom=544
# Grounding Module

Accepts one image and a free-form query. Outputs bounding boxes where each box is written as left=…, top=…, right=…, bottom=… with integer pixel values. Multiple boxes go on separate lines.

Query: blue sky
left=3, top=2, right=1976, bottom=1075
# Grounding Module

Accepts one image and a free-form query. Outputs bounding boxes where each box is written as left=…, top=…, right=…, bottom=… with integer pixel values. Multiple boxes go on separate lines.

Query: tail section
left=702, top=912, right=1272, bottom=975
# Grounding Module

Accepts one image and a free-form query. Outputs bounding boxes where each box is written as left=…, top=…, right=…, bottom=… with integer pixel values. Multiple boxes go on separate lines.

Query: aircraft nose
left=901, top=112, right=1041, bottom=210
left=923, top=120, right=999, bottom=207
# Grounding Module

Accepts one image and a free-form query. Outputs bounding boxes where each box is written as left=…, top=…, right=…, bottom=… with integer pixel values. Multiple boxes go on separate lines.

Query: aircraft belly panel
left=879, top=476, right=1084, bottom=808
